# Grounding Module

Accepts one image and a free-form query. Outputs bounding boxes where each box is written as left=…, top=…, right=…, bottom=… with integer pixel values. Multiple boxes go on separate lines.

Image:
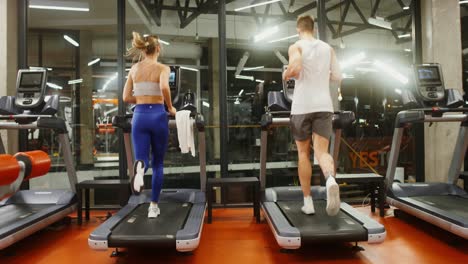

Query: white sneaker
left=148, top=204, right=160, bottom=218
left=301, top=196, right=315, bottom=215
left=326, top=177, right=341, bottom=216
left=132, top=160, right=145, bottom=195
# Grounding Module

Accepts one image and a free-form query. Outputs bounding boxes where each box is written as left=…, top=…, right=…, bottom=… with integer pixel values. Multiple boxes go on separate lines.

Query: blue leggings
left=132, top=104, right=168, bottom=202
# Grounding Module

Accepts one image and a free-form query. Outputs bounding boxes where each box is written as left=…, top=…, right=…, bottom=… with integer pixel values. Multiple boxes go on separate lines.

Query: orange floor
left=1, top=207, right=467, bottom=264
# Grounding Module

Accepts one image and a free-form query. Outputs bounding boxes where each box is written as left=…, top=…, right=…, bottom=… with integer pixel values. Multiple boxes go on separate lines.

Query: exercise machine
left=259, top=67, right=386, bottom=249
left=386, top=63, right=468, bottom=239
left=0, top=68, right=77, bottom=250
left=89, top=66, right=207, bottom=253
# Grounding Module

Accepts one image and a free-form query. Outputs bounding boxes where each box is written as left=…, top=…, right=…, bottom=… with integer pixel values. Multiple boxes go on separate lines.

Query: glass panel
left=27, top=0, right=118, bottom=189
left=126, top=0, right=219, bottom=189
left=226, top=0, right=318, bottom=186
left=325, top=0, right=415, bottom=180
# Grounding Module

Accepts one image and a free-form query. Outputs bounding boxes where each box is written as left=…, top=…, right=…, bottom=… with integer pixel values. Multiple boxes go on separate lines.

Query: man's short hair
left=297, top=15, right=315, bottom=33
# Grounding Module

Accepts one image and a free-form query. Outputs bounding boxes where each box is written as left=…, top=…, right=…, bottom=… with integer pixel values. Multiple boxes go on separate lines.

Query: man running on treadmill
left=283, top=15, right=342, bottom=216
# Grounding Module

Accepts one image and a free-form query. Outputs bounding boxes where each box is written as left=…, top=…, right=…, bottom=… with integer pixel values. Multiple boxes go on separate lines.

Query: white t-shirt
left=291, top=39, right=341, bottom=115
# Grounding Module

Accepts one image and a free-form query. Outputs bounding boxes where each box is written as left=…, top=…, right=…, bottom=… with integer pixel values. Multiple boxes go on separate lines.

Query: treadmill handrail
left=394, top=110, right=468, bottom=128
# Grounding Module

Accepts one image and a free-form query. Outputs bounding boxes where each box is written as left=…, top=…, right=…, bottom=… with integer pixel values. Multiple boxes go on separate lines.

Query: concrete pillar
left=208, top=38, right=221, bottom=163
left=421, top=0, right=462, bottom=183
left=0, top=0, right=19, bottom=154
left=78, top=31, right=95, bottom=165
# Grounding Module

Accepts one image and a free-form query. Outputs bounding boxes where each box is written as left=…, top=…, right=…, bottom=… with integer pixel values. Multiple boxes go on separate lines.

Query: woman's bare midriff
left=135, top=95, right=164, bottom=105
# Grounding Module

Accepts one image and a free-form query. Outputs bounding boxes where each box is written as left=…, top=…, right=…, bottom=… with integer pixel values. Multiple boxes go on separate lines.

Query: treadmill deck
left=277, top=201, right=368, bottom=243
left=108, top=202, right=192, bottom=247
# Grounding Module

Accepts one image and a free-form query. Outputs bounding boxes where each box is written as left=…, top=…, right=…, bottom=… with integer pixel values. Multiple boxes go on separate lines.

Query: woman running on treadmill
left=123, top=32, right=176, bottom=218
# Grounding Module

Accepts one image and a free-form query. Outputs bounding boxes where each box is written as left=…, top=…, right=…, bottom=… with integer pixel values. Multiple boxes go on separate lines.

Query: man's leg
left=296, top=138, right=312, bottom=197
left=313, top=133, right=340, bottom=216
left=295, top=138, right=315, bottom=215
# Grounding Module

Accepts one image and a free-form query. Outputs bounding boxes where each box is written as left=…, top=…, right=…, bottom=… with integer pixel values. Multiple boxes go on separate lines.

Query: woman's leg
left=131, top=112, right=151, bottom=193
left=149, top=112, right=169, bottom=203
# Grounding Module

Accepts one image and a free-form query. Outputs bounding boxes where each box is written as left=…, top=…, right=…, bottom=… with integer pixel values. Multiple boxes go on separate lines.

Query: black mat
left=109, top=203, right=192, bottom=247
left=277, top=200, right=367, bottom=243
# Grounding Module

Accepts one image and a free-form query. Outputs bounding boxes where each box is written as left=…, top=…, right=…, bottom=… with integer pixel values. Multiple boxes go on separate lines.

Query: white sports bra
left=133, top=82, right=162, bottom=96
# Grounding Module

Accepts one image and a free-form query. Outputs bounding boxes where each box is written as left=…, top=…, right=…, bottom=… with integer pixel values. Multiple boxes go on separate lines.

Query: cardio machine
left=0, top=68, right=78, bottom=250
left=89, top=66, right=207, bottom=253
left=259, top=66, right=386, bottom=249
left=386, top=63, right=468, bottom=239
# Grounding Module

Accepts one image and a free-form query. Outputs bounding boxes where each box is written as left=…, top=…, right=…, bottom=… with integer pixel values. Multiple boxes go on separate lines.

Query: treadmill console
left=282, top=65, right=295, bottom=103
left=413, top=64, right=445, bottom=102
left=169, top=66, right=180, bottom=105
left=15, top=69, right=47, bottom=109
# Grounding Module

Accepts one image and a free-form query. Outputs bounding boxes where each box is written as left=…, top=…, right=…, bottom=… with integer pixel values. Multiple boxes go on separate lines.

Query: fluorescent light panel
left=235, top=0, right=281, bottom=12
left=340, top=52, right=366, bottom=69
left=68, top=78, right=83, bottom=85
left=46, top=82, right=62, bottom=89
left=202, top=101, right=210, bottom=107
left=180, top=66, right=199, bottom=72
left=268, top=34, right=299, bottom=43
left=88, top=58, right=101, bottom=66
left=398, top=33, right=411, bottom=38
left=403, top=6, right=410, bottom=10
left=460, top=0, right=468, bottom=4
left=244, top=66, right=264, bottom=71
left=29, top=0, right=89, bottom=12
left=158, top=39, right=170, bottom=45
left=368, top=17, right=392, bottom=30
left=255, top=79, right=265, bottom=83
left=374, top=60, right=409, bottom=84
left=64, top=35, right=79, bottom=47
left=236, top=75, right=254, bottom=81
left=238, top=89, right=244, bottom=96
left=404, top=48, right=412, bottom=52
left=254, top=26, right=279, bottom=42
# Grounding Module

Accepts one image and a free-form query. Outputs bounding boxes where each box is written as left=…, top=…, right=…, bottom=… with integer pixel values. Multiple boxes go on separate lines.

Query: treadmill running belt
left=410, top=195, right=468, bottom=219
left=0, top=204, right=52, bottom=230
left=109, top=202, right=192, bottom=247
left=277, top=201, right=367, bottom=243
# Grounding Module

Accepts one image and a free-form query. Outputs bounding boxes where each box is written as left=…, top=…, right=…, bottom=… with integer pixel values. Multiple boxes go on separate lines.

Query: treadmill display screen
left=417, top=66, right=441, bottom=84
left=169, top=72, right=176, bottom=83
left=20, top=72, right=43, bottom=88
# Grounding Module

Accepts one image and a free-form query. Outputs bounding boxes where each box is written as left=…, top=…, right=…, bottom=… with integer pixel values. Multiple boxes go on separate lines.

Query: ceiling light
left=234, top=99, right=241, bottom=105
left=256, top=79, right=265, bottom=83
left=460, top=0, right=468, bottom=4
left=268, top=34, right=299, bottom=43
left=274, top=50, right=289, bottom=65
left=68, top=78, right=83, bottom=85
left=235, top=0, right=281, bottom=12
left=368, top=17, right=392, bottom=30
left=46, top=82, right=62, bottom=90
left=244, top=66, right=264, bottom=71
left=403, top=6, right=410, bottom=10
left=180, top=66, right=199, bottom=72
left=395, top=88, right=402, bottom=94
left=202, top=101, right=210, bottom=108
left=29, top=0, right=89, bottom=12
left=254, top=26, right=279, bottom=42
left=64, top=35, right=79, bottom=47
left=356, top=67, right=378, bottom=73
left=238, top=89, right=244, bottom=96
left=404, top=48, right=412, bottom=52
left=236, top=75, right=254, bottom=81
left=88, top=58, right=101, bottom=66
left=340, top=52, right=366, bottom=69
left=158, top=39, right=170, bottom=45
left=374, top=60, right=409, bottom=84
left=398, top=33, right=411, bottom=38
left=235, top=51, right=250, bottom=76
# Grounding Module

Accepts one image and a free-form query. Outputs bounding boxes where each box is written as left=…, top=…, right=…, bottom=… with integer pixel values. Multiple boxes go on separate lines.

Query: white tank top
left=291, top=39, right=336, bottom=115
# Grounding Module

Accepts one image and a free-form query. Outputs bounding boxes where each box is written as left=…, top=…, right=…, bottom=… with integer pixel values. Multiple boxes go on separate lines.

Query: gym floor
left=1, top=207, right=467, bottom=264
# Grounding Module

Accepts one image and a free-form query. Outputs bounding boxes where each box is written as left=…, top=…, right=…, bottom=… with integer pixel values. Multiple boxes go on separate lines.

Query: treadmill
left=386, top=63, right=468, bottom=239
left=259, top=67, right=386, bottom=249
left=89, top=66, right=207, bottom=253
left=0, top=68, right=78, bottom=250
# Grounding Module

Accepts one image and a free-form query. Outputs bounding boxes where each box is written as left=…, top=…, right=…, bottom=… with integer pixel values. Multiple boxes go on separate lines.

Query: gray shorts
left=290, top=112, right=333, bottom=141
